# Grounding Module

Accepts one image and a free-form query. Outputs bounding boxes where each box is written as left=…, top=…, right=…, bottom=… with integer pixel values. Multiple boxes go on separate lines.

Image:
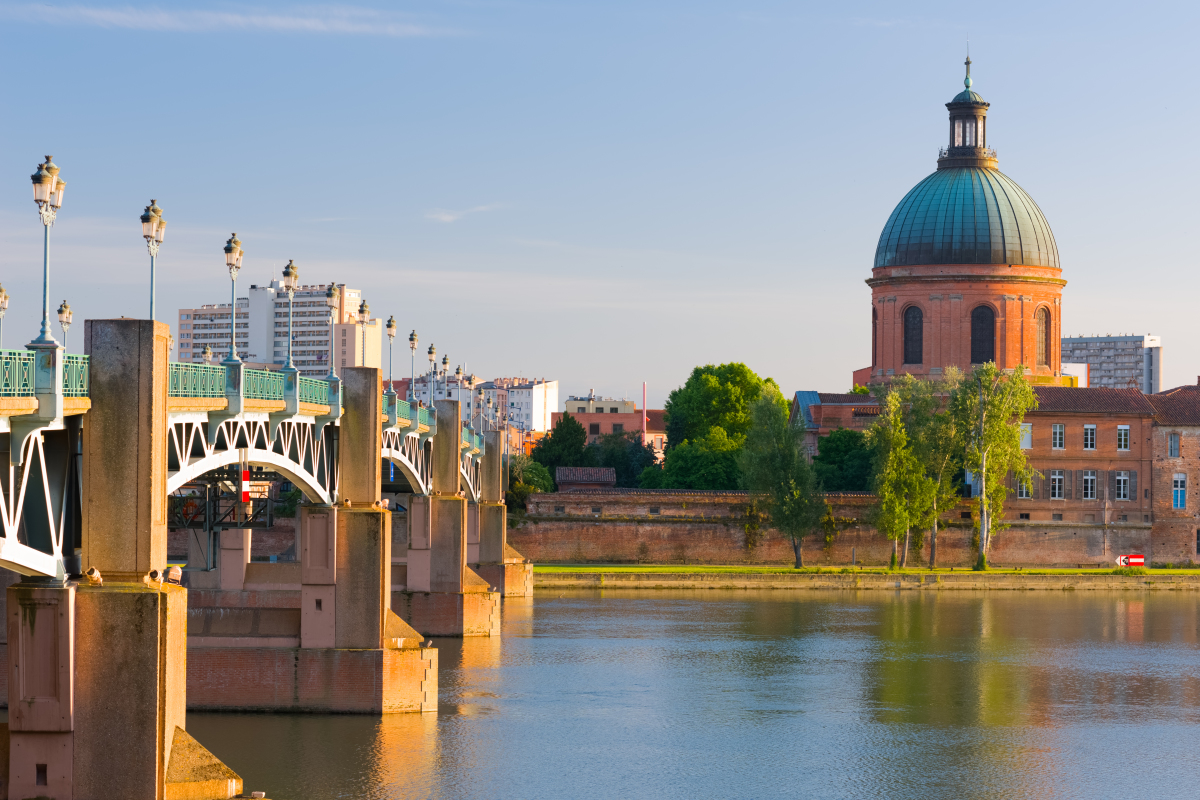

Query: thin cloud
left=0, top=4, right=451, bottom=36
left=425, top=204, right=503, bottom=223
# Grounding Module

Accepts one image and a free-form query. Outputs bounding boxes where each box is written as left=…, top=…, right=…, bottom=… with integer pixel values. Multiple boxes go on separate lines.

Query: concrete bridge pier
left=394, top=400, right=500, bottom=636
left=4, top=319, right=245, bottom=799
left=472, top=430, right=534, bottom=598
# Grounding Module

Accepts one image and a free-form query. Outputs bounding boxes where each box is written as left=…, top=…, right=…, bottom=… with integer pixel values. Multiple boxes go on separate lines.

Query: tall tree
left=531, top=412, right=594, bottom=488
left=812, top=428, right=875, bottom=492
left=659, top=428, right=741, bottom=490
left=664, top=363, right=785, bottom=449
left=949, top=363, right=1038, bottom=570
left=739, top=386, right=824, bottom=568
left=589, top=431, right=660, bottom=488
left=890, top=370, right=966, bottom=567
left=869, top=392, right=937, bottom=568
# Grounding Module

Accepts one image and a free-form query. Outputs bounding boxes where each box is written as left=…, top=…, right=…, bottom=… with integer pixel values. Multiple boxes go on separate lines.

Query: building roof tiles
left=555, top=467, right=617, bottom=484
left=1032, top=386, right=1155, bottom=414
left=1148, top=386, right=1200, bottom=425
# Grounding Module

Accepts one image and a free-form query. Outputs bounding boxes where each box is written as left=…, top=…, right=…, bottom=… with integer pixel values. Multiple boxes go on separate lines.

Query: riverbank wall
left=515, top=490, right=1165, bottom=568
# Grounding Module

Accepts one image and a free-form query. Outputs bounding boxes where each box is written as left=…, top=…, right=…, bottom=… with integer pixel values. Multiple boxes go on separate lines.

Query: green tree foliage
left=812, top=428, right=875, bottom=492
left=949, top=363, right=1038, bottom=570
left=664, top=363, right=785, bottom=449
left=888, top=371, right=966, bottom=567
left=850, top=384, right=871, bottom=395
left=589, top=432, right=659, bottom=488
left=868, top=392, right=937, bottom=568
left=657, top=427, right=741, bottom=490
left=509, top=454, right=554, bottom=493
left=638, top=464, right=665, bottom=489
left=739, top=386, right=825, bottom=567
left=531, top=412, right=594, bottom=488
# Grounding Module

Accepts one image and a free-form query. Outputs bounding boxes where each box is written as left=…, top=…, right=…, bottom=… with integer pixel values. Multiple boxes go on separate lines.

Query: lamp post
left=167, top=333, right=175, bottom=358
left=426, top=344, right=435, bottom=405
left=140, top=199, right=166, bottom=320
left=30, top=156, right=66, bottom=346
left=223, top=234, right=243, bottom=363
left=0, top=285, right=9, bottom=349
left=385, top=316, right=396, bottom=391
left=202, top=344, right=213, bottom=365
left=455, top=365, right=462, bottom=406
left=357, top=301, right=370, bottom=365
left=324, top=283, right=339, bottom=379
left=408, top=330, right=417, bottom=401
left=281, top=260, right=298, bottom=370
left=440, top=354, right=449, bottom=398
left=57, top=300, right=72, bottom=351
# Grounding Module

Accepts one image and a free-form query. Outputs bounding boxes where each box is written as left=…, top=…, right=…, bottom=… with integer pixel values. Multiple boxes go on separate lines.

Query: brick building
left=550, top=408, right=667, bottom=458
left=854, top=58, right=1067, bottom=388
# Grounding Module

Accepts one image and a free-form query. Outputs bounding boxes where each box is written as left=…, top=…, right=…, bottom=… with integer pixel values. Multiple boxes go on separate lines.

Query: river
left=189, top=590, right=1200, bottom=799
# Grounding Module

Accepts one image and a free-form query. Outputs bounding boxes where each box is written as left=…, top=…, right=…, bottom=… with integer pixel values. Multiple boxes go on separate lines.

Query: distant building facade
left=1061, top=335, right=1161, bottom=393
left=563, top=393, right=637, bottom=414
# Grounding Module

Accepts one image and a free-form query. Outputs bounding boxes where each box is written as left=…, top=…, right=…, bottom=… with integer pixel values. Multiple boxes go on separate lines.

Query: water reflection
left=188, top=591, right=1200, bottom=799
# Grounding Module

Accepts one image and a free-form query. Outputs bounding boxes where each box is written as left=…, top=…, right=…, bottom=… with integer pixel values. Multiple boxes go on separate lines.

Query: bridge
left=0, top=319, right=529, bottom=799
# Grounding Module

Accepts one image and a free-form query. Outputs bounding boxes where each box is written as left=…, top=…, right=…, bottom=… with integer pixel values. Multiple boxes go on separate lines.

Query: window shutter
left=1033, top=473, right=1042, bottom=499
left=1064, top=470, right=1073, bottom=500
left=1075, top=470, right=1083, bottom=501
left=1108, top=470, right=1117, bottom=501
left=1094, top=470, right=1104, bottom=503
left=1131, top=470, right=1138, bottom=503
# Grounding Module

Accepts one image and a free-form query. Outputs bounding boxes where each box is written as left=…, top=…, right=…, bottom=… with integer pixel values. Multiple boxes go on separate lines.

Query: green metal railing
left=168, top=362, right=225, bottom=398
left=244, top=368, right=285, bottom=401
left=396, top=399, right=412, bottom=422
left=461, top=427, right=483, bottom=451
left=418, top=406, right=431, bottom=428
left=299, top=376, right=329, bottom=405
left=63, top=354, right=90, bottom=398
left=0, top=350, right=35, bottom=397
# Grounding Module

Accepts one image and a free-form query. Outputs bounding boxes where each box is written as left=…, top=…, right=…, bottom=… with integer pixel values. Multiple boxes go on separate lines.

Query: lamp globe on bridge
left=324, top=283, right=339, bottom=380
left=30, top=156, right=66, bottom=346
left=222, top=233, right=243, bottom=363
left=202, top=344, right=213, bottom=365
left=0, top=284, right=9, bottom=349
left=385, top=315, right=397, bottom=388
left=356, top=300, right=370, bottom=365
left=141, top=200, right=167, bottom=320
left=57, top=300, right=72, bottom=350
left=281, top=260, right=298, bottom=370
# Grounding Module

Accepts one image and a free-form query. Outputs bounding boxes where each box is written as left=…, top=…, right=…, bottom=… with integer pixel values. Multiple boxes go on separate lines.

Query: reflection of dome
left=873, top=166, right=1059, bottom=268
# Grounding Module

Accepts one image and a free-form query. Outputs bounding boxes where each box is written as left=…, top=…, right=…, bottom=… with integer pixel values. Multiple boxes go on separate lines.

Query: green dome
left=874, top=167, right=1059, bottom=269
left=951, top=88, right=985, bottom=103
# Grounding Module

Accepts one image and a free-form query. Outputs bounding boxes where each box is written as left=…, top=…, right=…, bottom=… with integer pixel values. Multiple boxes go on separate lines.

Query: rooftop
left=1031, top=386, right=1155, bottom=414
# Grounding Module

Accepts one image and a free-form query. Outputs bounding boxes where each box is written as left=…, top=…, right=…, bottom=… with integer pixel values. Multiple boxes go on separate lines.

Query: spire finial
left=964, top=53, right=972, bottom=90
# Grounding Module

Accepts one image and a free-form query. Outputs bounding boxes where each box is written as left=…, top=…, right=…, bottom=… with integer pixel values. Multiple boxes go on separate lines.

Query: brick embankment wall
left=515, top=490, right=1158, bottom=567
left=168, top=517, right=297, bottom=561
left=535, top=572, right=1200, bottom=591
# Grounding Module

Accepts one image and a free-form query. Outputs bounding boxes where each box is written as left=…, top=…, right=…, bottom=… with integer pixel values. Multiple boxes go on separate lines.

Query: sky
left=0, top=0, right=1195, bottom=407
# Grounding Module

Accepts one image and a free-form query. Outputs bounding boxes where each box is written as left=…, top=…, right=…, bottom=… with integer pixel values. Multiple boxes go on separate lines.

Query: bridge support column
left=394, top=400, right=499, bottom=636
left=473, top=430, right=533, bottom=598
left=69, top=318, right=242, bottom=798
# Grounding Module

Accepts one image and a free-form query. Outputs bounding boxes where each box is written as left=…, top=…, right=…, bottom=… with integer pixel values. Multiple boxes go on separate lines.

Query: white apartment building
left=177, top=281, right=381, bottom=376
left=564, top=392, right=637, bottom=414
left=1061, top=334, right=1162, bottom=393
left=404, top=375, right=556, bottom=431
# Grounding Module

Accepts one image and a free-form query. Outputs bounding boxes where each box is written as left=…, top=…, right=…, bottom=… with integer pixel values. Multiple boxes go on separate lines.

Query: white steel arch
left=381, top=426, right=431, bottom=495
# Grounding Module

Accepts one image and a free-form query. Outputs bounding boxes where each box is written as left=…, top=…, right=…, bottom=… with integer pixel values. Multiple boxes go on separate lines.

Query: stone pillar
left=466, top=503, right=480, bottom=564
left=68, top=319, right=242, bottom=798
left=300, top=506, right=336, bottom=649
left=340, top=367, right=382, bottom=505
left=473, top=430, right=532, bottom=597
left=393, top=400, right=500, bottom=635
left=218, top=528, right=251, bottom=592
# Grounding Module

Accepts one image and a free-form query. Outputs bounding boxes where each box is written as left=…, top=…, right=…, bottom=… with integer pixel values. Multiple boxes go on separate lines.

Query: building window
left=554, top=506, right=565, bottom=513
left=954, top=119, right=963, bottom=146
left=1083, top=425, right=1096, bottom=450
left=903, top=305, right=923, bottom=364
left=1169, top=432, right=1181, bottom=458
left=1050, top=470, right=1064, bottom=499
left=589, top=423, right=600, bottom=435
left=1017, top=480, right=1031, bottom=499
left=1174, top=474, right=1187, bottom=509
left=612, top=423, right=624, bottom=434
left=1117, top=425, right=1130, bottom=451
left=1052, top=424, right=1065, bottom=450
left=970, top=305, right=995, bottom=364
left=1083, top=470, right=1097, bottom=500
left=649, top=507, right=660, bottom=515
left=1019, top=513, right=1030, bottom=520
left=1020, top=423, right=1032, bottom=450
left=1052, top=513, right=1063, bottom=521
left=1037, top=307, right=1050, bottom=366
left=595, top=408, right=604, bottom=414
left=1116, top=471, right=1129, bottom=501
left=577, top=407, right=586, bottom=413
left=591, top=506, right=601, bottom=514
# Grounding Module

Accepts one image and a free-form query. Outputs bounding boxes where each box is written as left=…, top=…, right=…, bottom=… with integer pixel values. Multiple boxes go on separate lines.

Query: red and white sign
left=241, top=470, right=251, bottom=503
left=1116, top=554, right=1145, bottom=567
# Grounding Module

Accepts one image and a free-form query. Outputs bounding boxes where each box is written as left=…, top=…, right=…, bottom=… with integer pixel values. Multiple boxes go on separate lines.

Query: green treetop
left=869, top=391, right=937, bottom=569
left=664, top=363, right=785, bottom=449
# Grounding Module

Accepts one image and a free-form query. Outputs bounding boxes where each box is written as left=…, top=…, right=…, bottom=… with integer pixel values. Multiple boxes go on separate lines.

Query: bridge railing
left=63, top=354, right=90, bottom=398
left=244, top=368, right=285, bottom=401
left=299, top=376, right=329, bottom=405
left=168, top=362, right=225, bottom=398
left=418, top=406, right=431, bottom=428
left=0, top=350, right=36, bottom=396
left=461, top=426, right=484, bottom=452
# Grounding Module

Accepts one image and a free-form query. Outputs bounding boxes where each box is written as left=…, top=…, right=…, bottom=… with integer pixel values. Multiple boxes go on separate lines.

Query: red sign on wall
left=241, top=470, right=250, bottom=503
left=1116, top=554, right=1145, bottom=567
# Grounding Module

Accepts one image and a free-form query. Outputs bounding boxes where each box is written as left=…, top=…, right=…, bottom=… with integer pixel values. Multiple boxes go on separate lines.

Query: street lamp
left=281, top=260, right=298, bottom=370
left=455, top=365, right=462, bottom=405
left=30, top=156, right=66, bottom=346
left=57, top=300, right=72, bottom=350
left=408, top=330, right=417, bottom=401
left=202, top=344, right=213, bottom=365
left=140, top=199, right=166, bottom=320
left=223, top=233, right=243, bottom=363
left=426, top=344, right=435, bottom=404
left=356, top=301, right=370, bottom=365
left=0, top=285, right=9, bottom=349
left=385, top=316, right=396, bottom=392
left=440, top=354, right=449, bottom=397
left=324, top=283, right=339, bottom=379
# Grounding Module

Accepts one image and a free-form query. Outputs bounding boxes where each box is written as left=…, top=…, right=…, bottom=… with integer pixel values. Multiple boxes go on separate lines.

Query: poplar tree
left=869, top=392, right=936, bottom=568
left=949, top=363, right=1038, bottom=570
left=739, top=386, right=823, bottom=568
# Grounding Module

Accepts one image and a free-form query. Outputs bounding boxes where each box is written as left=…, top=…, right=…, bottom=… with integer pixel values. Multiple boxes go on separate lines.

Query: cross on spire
left=964, top=55, right=973, bottom=89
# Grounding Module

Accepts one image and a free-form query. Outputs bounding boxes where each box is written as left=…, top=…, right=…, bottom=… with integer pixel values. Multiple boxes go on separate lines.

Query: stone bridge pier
left=472, top=430, right=533, bottom=598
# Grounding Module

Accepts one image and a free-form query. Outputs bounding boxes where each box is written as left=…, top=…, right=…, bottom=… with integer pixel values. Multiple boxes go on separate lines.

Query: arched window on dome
left=872, top=308, right=878, bottom=366
left=1037, top=307, right=1050, bottom=366
left=903, top=306, right=923, bottom=365
left=971, top=305, right=995, bottom=364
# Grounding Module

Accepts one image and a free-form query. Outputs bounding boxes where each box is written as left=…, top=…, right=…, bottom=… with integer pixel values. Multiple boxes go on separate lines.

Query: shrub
left=1112, top=566, right=1149, bottom=576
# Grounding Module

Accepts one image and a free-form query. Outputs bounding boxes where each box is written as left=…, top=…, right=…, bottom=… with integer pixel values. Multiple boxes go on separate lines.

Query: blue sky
left=0, top=0, right=1194, bottom=406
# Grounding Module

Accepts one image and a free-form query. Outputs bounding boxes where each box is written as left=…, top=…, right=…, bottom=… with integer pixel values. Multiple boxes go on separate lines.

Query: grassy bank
left=534, top=564, right=1185, bottom=577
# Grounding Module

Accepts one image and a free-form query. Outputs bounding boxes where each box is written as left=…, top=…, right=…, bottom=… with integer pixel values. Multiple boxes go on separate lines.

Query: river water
left=189, top=590, right=1200, bottom=799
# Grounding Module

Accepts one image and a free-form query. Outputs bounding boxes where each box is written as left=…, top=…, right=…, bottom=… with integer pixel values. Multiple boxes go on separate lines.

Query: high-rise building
left=1061, top=335, right=1162, bottom=393
left=176, top=280, right=381, bottom=376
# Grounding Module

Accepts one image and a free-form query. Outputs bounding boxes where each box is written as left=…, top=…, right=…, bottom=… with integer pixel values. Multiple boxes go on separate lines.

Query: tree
left=589, top=432, right=659, bottom=488
left=812, top=428, right=874, bottom=491
left=664, top=363, right=785, bottom=449
left=850, top=384, right=871, bottom=395
left=659, top=428, right=741, bottom=490
left=949, top=363, right=1038, bottom=570
left=522, top=461, right=554, bottom=493
left=889, top=371, right=965, bottom=568
left=739, top=386, right=825, bottom=568
left=531, top=412, right=594, bottom=488
left=868, top=392, right=937, bottom=568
